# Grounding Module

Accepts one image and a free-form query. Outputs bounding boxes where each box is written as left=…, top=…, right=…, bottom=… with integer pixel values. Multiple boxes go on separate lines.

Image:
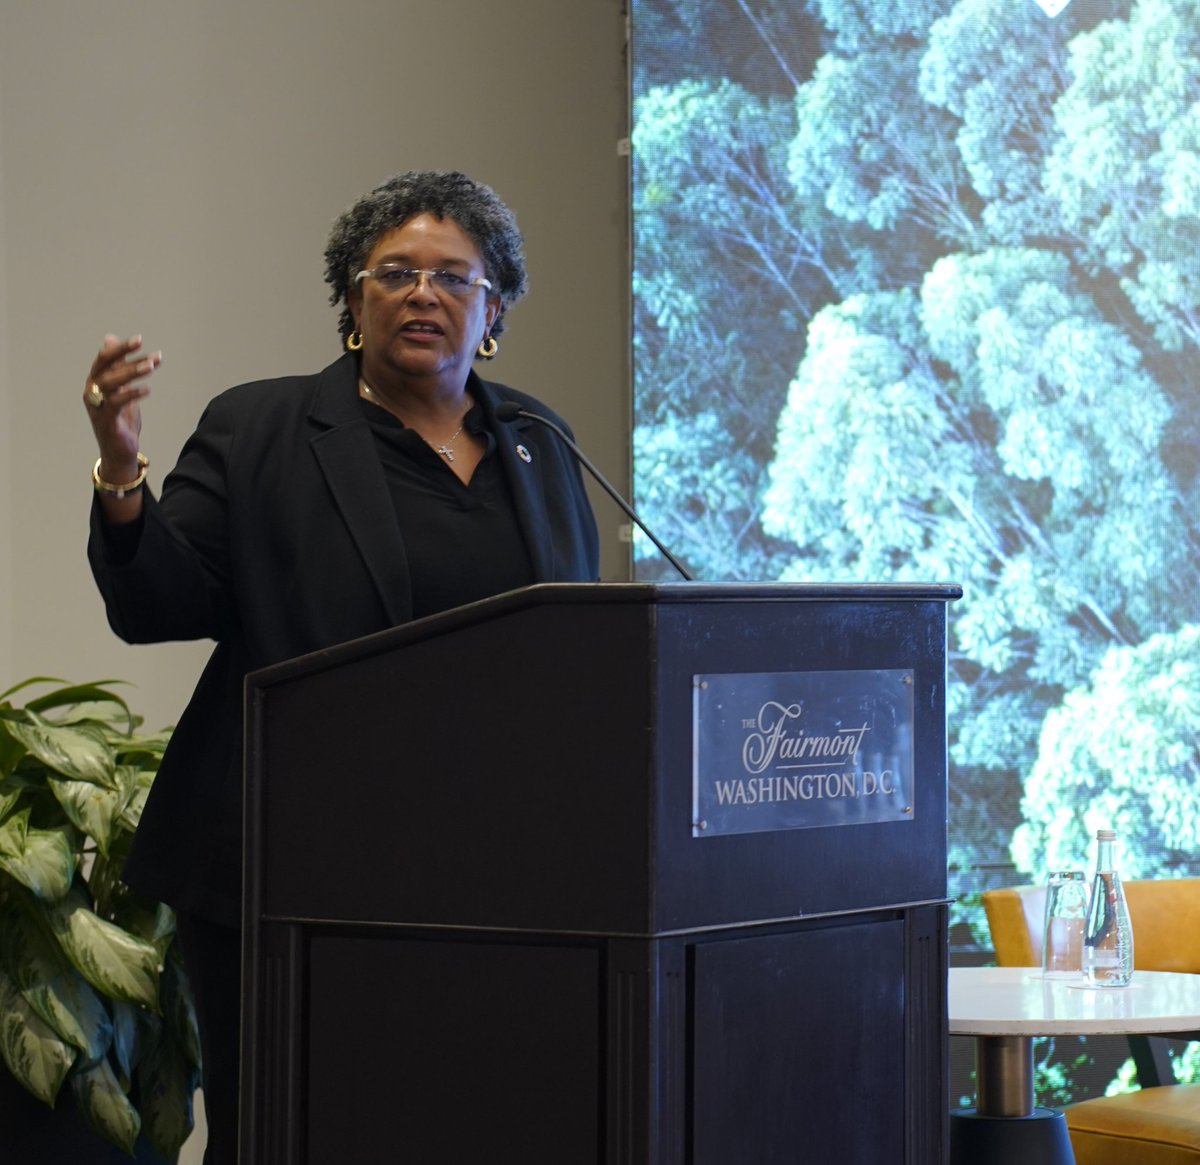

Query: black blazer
left=89, top=353, right=599, bottom=925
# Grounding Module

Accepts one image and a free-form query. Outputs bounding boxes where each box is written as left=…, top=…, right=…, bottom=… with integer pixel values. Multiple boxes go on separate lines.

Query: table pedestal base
left=950, top=1107, right=1075, bottom=1165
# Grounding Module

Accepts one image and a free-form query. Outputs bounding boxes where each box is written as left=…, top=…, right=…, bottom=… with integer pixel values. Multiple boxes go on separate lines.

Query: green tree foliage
left=1047, top=0, right=1200, bottom=351
left=633, top=0, right=1200, bottom=897
left=1014, top=625, right=1200, bottom=877
left=634, top=0, right=820, bottom=96
left=632, top=78, right=833, bottom=578
left=790, top=44, right=978, bottom=244
left=809, top=0, right=955, bottom=54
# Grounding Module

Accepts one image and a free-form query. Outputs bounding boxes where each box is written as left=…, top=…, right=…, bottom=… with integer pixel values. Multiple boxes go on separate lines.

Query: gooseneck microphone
left=494, top=400, right=694, bottom=582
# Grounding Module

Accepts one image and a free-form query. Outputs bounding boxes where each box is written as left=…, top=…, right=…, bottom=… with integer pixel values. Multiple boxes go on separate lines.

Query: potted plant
left=0, top=678, right=200, bottom=1161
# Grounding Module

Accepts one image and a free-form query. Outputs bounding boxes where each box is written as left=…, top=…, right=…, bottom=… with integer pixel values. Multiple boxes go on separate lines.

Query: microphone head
left=494, top=401, right=525, bottom=422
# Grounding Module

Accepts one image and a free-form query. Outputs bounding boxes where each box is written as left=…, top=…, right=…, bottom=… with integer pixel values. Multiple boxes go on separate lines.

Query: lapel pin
left=516, top=444, right=532, bottom=464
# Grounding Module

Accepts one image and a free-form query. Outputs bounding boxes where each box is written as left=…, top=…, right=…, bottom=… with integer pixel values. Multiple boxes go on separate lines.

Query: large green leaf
left=0, top=966, right=76, bottom=1105
left=0, top=781, right=23, bottom=820
left=0, top=676, right=71, bottom=702
left=0, top=730, right=25, bottom=778
left=114, top=898, right=176, bottom=951
left=0, top=810, right=74, bottom=900
left=47, top=776, right=123, bottom=857
left=116, top=766, right=156, bottom=832
left=0, top=899, right=112, bottom=1063
left=46, top=888, right=161, bottom=1011
left=70, top=1055, right=141, bottom=1156
left=25, top=968, right=112, bottom=1067
left=137, top=1020, right=198, bottom=1159
left=115, top=730, right=171, bottom=764
left=2, top=715, right=115, bottom=786
left=9, top=678, right=133, bottom=726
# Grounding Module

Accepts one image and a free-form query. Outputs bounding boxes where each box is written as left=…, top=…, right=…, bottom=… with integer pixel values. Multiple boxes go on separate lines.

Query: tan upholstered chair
left=982, top=879, right=1200, bottom=1165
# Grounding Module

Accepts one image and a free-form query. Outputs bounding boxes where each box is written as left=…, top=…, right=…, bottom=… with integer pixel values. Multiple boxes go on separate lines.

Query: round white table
left=949, top=966, right=1200, bottom=1164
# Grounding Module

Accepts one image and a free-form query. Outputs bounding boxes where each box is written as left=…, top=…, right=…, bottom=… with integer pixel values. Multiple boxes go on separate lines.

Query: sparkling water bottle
left=1083, top=828, right=1134, bottom=987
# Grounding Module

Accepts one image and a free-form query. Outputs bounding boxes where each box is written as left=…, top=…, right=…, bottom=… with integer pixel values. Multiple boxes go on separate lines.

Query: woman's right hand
left=84, top=334, right=162, bottom=519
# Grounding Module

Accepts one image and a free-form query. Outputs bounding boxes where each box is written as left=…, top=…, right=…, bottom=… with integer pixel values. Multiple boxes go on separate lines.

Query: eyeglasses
left=355, top=264, right=493, bottom=297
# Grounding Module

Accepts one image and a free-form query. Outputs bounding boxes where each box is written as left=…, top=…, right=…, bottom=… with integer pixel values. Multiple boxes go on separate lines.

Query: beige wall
left=0, top=0, right=631, bottom=737
left=0, top=6, right=628, bottom=1156
left=0, top=72, right=10, bottom=685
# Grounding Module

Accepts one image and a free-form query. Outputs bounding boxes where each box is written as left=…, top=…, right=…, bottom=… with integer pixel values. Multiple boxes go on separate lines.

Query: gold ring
left=87, top=382, right=104, bottom=409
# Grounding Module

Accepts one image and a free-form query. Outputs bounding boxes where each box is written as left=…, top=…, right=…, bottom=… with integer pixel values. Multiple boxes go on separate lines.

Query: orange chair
left=982, top=879, right=1200, bottom=1164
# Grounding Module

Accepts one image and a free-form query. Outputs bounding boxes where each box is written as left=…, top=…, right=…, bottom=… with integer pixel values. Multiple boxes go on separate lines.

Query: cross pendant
left=436, top=445, right=455, bottom=461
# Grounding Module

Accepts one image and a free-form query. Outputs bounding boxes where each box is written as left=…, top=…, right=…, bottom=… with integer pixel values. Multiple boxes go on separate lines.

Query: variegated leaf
left=11, top=679, right=128, bottom=719
left=0, top=783, right=22, bottom=820
left=137, top=1021, right=197, bottom=1159
left=43, top=700, right=130, bottom=726
left=3, top=716, right=115, bottom=786
left=0, top=675, right=67, bottom=701
left=46, top=888, right=161, bottom=1011
left=47, top=776, right=123, bottom=857
left=0, top=901, right=111, bottom=1061
left=113, top=898, right=176, bottom=955
left=115, top=730, right=171, bottom=762
left=0, top=966, right=76, bottom=1105
left=25, top=974, right=112, bottom=1066
left=70, top=1055, right=141, bottom=1156
left=116, top=767, right=156, bottom=832
left=0, top=804, right=26, bottom=853
left=0, top=810, right=74, bottom=901
left=0, top=726, right=28, bottom=777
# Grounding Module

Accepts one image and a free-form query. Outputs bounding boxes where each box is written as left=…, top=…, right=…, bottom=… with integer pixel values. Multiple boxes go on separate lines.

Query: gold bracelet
left=93, top=453, right=149, bottom=499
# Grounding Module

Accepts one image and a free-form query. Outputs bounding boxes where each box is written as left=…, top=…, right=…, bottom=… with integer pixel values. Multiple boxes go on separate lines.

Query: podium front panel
left=649, top=592, right=950, bottom=930
left=243, top=584, right=956, bottom=1165
left=304, top=927, right=601, bottom=1162
left=247, top=584, right=952, bottom=936
left=249, top=601, right=658, bottom=933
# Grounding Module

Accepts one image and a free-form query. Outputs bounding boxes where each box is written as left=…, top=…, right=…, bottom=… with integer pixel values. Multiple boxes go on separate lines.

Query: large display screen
left=633, top=0, right=1200, bottom=905
left=632, top=0, right=1200, bottom=1098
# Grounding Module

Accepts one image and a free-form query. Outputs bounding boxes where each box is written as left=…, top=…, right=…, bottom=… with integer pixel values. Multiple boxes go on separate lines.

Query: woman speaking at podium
left=83, top=170, right=599, bottom=1163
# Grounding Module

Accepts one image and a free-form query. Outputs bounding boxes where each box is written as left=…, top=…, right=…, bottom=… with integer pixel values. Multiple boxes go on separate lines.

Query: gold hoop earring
left=347, top=331, right=363, bottom=352
left=477, top=335, right=498, bottom=359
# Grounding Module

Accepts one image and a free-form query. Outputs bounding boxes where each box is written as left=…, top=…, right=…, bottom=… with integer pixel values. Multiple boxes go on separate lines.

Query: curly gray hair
left=323, top=170, right=529, bottom=345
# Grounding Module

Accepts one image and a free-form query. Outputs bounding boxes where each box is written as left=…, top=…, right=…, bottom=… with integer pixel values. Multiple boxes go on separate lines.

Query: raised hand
left=84, top=334, right=162, bottom=519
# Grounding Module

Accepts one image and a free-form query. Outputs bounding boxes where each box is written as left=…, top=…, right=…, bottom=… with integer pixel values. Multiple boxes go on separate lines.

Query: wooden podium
left=241, top=583, right=959, bottom=1164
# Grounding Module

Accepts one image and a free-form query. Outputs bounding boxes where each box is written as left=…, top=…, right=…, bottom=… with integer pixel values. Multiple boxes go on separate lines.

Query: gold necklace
left=360, top=379, right=471, bottom=461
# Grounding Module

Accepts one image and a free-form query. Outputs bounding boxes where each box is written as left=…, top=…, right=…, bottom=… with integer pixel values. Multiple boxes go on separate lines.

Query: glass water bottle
left=1082, top=828, right=1134, bottom=987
